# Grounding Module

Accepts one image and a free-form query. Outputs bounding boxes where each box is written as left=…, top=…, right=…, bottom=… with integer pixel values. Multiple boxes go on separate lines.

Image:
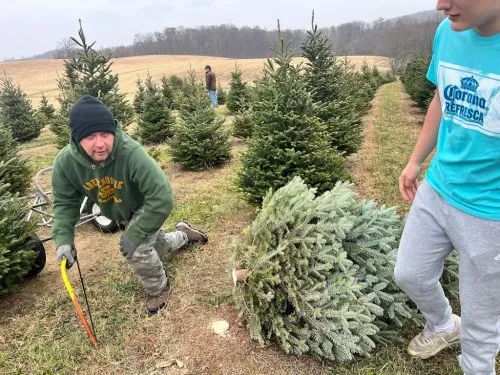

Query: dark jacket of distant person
left=205, top=68, right=217, bottom=90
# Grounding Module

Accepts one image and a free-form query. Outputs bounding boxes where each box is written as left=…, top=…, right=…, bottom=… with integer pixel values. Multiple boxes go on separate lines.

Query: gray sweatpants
left=123, top=211, right=188, bottom=296
left=394, top=180, right=500, bottom=375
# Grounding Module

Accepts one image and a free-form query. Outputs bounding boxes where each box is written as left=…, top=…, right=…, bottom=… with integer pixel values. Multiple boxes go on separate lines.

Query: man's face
left=437, top=0, right=500, bottom=35
left=205, top=67, right=209, bottom=73
left=79, top=131, right=114, bottom=163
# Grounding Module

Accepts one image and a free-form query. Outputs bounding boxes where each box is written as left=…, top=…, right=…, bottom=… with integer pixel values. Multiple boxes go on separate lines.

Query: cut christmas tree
left=231, top=177, right=422, bottom=361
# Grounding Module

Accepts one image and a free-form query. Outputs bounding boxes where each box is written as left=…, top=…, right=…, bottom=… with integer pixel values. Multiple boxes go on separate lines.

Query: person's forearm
left=408, top=91, right=442, bottom=166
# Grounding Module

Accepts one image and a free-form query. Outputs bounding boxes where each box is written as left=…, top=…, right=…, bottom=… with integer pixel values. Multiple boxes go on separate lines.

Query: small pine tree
left=226, top=67, right=251, bottom=114
left=168, top=74, right=185, bottom=110
left=360, top=61, right=378, bottom=101
left=238, top=29, right=348, bottom=205
left=0, top=76, right=41, bottom=143
left=143, top=73, right=157, bottom=96
left=168, top=74, right=184, bottom=91
left=0, top=126, right=30, bottom=195
left=38, top=92, right=55, bottom=119
left=217, top=83, right=227, bottom=105
left=301, top=14, right=363, bottom=156
left=232, top=110, right=254, bottom=139
left=231, top=177, right=421, bottom=361
left=55, top=20, right=133, bottom=146
left=0, top=161, right=39, bottom=296
left=34, top=92, right=56, bottom=130
left=177, top=70, right=208, bottom=118
left=160, top=75, right=175, bottom=109
left=50, top=113, right=71, bottom=149
left=402, top=55, right=435, bottom=110
left=137, top=79, right=174, bottom=145
left=133, top=77, right=146, bottom=115
left=170, top=72, right=230, bottom=170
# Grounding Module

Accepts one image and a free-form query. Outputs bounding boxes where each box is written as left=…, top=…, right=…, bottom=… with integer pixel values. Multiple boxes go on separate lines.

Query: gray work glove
left=119, top=231, right=137, bottom=258
left=57, top=244, right=76, bottom=269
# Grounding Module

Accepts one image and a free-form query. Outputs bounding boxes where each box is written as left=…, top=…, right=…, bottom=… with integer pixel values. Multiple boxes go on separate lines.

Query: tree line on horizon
left=36, top=14, right=442, bottom=74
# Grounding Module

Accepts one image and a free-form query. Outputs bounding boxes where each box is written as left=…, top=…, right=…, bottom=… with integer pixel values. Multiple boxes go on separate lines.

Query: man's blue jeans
left=208, top=89, right=218, bottom=107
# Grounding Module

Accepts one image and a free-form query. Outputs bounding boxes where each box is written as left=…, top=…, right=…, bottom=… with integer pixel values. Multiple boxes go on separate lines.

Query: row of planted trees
left=401, top=54, right=435, bottom=110
left=236, top=20, right=392, bottom=205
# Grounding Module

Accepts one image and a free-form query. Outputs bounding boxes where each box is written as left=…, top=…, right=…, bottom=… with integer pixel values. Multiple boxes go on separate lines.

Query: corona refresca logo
left=443, top=75, right=487, bottom=125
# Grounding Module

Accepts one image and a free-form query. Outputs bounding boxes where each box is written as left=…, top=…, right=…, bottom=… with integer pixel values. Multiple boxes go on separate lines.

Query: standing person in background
left=394, top=1, right=500, bottom=374
left=52, top=95, right=209, bottom=316
left=204, top=64, right=218, bottom=107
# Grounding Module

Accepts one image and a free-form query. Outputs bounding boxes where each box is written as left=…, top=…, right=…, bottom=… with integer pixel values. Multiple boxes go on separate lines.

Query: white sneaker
left=407, top=314, right=461, bottom=359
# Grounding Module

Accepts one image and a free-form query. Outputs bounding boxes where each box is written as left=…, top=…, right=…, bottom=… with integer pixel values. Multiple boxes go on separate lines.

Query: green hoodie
left=51, top=126, right=173, bottom=248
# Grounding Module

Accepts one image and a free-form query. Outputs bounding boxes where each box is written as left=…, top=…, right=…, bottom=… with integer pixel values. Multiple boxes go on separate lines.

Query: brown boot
left=175, top=221, right=208, bottom=244
left=146, top=280, right=171, bottom=316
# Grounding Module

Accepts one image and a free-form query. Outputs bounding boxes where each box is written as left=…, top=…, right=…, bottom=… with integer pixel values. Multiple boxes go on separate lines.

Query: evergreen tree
left=142, top=73, right=157, bottom=96
left=177, top=70, right=206, bottom=118
left=38, top=92, right=55, bottom=119
left=301, top=14, right=363, bottom=156
left=0, top=161, right=38, bottom=296
left=133, top=77, right=146, bottom=115
left=402, top=55, right=435, bottom=110
left=0, top=126, right=30, bottom=195
left=160, top=75, right=175, bottom=109
left=232, top=110, right=254, bottom=139
left=226, top=66, right=251, bottom=114
left=168, top=74, right=184, bottom=91
left=55, top=20, right=133, bottom=146
left=170, top=72, right=230, bottom=170
left=217, top=83, right=227, bottom=105
left=168, top=74, right=185, bottom=110
left=136, top=79, right=174, bottom=144
left=359, top=61, right=380, bottom=107
left=34, top=92, right=56, bottom=130
left=0, top=76, right=41, bottom=143
left=231, top=177, right=420, bottom=361
left=238, top=32, right=348, bottom=205
left=50, top=113, right=71, bottom=149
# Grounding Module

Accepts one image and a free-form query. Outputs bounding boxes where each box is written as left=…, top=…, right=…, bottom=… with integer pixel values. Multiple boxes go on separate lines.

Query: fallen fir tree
left=231, top=177, right=421, bottom=361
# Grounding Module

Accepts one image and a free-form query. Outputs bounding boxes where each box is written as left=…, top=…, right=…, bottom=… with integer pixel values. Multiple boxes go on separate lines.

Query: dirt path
left=350, top=81, right=426, bottom=204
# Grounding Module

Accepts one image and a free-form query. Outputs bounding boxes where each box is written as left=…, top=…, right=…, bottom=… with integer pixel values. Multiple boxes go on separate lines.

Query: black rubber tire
left=26, top=234, right=46, bottom=278
left=83, top=199, right=119, bottom=233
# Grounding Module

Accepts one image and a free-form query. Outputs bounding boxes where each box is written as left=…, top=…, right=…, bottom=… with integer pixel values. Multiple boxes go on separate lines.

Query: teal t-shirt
left=426, top=19, right=500, bottom=220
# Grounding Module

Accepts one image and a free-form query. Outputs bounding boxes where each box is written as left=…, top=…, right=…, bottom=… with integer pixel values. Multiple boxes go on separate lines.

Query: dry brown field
left=0, top=54, right=390, bottom=105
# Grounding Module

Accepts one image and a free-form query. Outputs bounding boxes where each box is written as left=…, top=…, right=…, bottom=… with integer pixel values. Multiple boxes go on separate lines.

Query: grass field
left=0, top=55, right=390, bottom=106
left=2, top=67, right=490, bottom=374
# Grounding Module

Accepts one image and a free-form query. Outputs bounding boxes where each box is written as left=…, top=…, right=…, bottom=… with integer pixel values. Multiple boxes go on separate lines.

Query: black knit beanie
left=69, top=95, right=116, bottom=142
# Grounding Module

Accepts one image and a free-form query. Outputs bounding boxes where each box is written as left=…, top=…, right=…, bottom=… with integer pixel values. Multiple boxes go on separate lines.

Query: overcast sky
left=2, top=0, right=438, bottom=60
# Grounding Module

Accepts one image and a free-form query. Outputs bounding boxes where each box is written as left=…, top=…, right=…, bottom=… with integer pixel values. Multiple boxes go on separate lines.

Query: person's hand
left=57, top=244, right=76, bottom=269
left=119, top=231, right=137, bottom=258
left=399, top=161, right=422, bottom=201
